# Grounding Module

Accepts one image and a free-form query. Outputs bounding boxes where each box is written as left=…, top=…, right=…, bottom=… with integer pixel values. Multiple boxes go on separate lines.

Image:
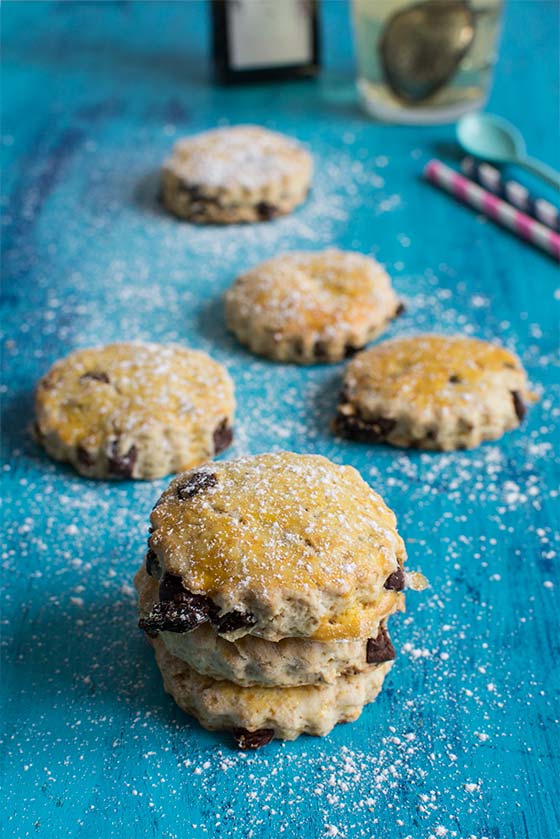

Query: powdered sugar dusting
left=2, top=82, right=558, bottom=839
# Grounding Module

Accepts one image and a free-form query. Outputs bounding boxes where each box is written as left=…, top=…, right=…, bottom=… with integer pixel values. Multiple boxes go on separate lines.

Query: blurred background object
left=352, top=0, right=504, bottom=123
left=211, top=0, right=320, bottom=83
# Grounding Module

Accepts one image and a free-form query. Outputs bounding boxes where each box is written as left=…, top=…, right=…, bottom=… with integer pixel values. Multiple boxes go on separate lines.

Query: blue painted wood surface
left=2, top=2, right=559, bottom=837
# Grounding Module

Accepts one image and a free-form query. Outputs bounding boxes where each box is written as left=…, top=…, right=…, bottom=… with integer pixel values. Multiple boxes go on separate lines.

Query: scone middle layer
left=152, top=635, right=393, bottom=741
left=136, top=566, right=397, bottom=687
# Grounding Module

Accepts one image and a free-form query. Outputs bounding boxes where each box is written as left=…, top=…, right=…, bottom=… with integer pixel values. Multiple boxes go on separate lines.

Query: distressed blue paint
left=1, top=2, right=559, bottom=838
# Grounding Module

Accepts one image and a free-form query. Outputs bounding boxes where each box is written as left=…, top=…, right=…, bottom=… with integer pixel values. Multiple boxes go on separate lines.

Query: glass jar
left=352, top=0, right=504, bottom=124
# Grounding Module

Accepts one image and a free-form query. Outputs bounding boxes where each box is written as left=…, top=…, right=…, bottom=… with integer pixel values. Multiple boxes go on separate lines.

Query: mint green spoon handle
left=518, top=156, right=560, bottom=191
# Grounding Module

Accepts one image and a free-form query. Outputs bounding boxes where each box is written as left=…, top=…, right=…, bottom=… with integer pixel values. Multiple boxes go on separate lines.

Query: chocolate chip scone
left=225, top=249, right=403, bottom=363
left=334, top=334, right=537, bottom=451
left=161, top=125, right=312, bottom=224
left=135, top=452, right=426, bottom=745
left=34, top=342, right=235, bottom=479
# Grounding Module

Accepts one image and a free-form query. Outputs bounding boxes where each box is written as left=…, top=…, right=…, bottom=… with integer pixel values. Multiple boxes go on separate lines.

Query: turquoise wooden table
left=2, top=2, right=559, bottom=837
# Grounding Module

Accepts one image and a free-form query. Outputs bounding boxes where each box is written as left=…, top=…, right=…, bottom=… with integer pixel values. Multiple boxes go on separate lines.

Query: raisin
left=145, top=549, right=160, bottom=578
left=107, top=441, right=137, bottom=478
left=293, top=338, right=305, bottom=357
left=232, top=728, right=275, bottom=750
left=313, top=340, right=329, bottom=361
left=138, top=573, right=211, bottom=634
left=213, top=419, right=233, bottom=455
left=384, top=564, right=405, bottom=591
left=344, top=343, right=361, bottom=358
left=76, top=445, right=95, bottom=467
left=256, top=201, right=278, bottom=221
left=177, top=471, right=217, bottom=500
left=214, top=610, right=257, bottom=635
left=80, top=371, right=110, bottom=384
left=511, top=390, right=526, bottom=422
left=448, top=374, right=462, bottom=384
left=334, top=411, right=396, bottom=442
left=366, top=626, right=396, bottom=663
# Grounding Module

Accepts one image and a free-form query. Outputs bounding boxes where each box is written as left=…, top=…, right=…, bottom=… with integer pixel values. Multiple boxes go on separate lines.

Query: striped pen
left=424, top=159, right=560, bottom=262
left=462, top=156, right=560, bottom=232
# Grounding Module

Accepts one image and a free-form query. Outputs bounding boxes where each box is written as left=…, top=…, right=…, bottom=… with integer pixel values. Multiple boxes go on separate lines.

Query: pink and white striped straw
left=424, top=159, right=560, bottom=262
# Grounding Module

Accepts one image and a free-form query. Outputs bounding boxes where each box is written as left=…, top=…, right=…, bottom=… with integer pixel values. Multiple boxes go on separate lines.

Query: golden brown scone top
left=344, top=334, right=534, bottom=411
left=165, top=125, right=312, bottom=192
left=226, top=249, right=398, bottom=338
left=35, top=341, right=235, bottom=449
left=149, top=452, right=409, bottom=641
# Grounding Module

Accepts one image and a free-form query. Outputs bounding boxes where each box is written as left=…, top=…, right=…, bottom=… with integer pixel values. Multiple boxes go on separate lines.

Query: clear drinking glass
left=351, top=0, right=504, bottom=124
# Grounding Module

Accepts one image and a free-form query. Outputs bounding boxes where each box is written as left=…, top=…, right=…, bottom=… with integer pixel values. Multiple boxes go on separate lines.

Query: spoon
left=457, top=112, right=560, bottom=190
left=380, top=0, right=476, bottom=104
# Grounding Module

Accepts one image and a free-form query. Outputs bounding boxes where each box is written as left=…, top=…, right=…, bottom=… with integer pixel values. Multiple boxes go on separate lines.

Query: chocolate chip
left=138, top=573, right=212, bottom=634
left=511, top=390, right=526, bottom=422
left=80, top=371, right=110, bottom=384
left=448, top=374, right=462, bottom=384
left=334, top=411, right=397, bottom=442
left=366, top=626, right=396, bottom=664
left=213, top=419, right=233, bottom=455
left=145, top=549, right=160, bottom=578
left=76, top=445, right=95, bottom=467
left=504, top=362, right=515, bottom=369
left=256, top=201, right=278, bottom=221
left=214, top=610, right=257, bottom=635
left=177, top=471, right=217, bottom=500
left=107, top=440, right=137, bottom=478
left=384, top=564, right=405, bottom=591
left=232, top=728, right=275, bottom=750
left=395, top=302, right=406, bottom=316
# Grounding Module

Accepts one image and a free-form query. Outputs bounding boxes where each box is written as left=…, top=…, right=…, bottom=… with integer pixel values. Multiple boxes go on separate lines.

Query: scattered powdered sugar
left=2, top=116, right=558, bottom=838
left=167, top=125, right=311, bottom=191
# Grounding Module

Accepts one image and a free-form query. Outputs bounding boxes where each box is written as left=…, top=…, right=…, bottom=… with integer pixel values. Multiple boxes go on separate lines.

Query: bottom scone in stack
left=134, top=452, right=426, bottom=747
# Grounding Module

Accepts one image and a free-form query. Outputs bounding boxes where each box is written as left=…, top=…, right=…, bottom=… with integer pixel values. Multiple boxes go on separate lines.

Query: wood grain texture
left=1, top=2, right=559, bottom=837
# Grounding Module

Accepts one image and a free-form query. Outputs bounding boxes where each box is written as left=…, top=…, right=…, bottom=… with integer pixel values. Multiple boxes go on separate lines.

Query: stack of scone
left=135, top=452, right=426, bottom=747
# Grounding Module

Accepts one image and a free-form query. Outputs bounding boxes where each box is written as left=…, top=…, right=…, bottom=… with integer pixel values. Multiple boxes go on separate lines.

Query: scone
left=161, top=125, right=312, bottom=224
left=34, top=342, right=235, bottom=479
left=334, top=334, right=537, bottom=451
left=135, top=452, right=427, bottom=746
left=225, top=249, right=403, bottom=363
left=143, top=452, right=412, bottom=642
left=151, top=635, right=394, bottom=744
